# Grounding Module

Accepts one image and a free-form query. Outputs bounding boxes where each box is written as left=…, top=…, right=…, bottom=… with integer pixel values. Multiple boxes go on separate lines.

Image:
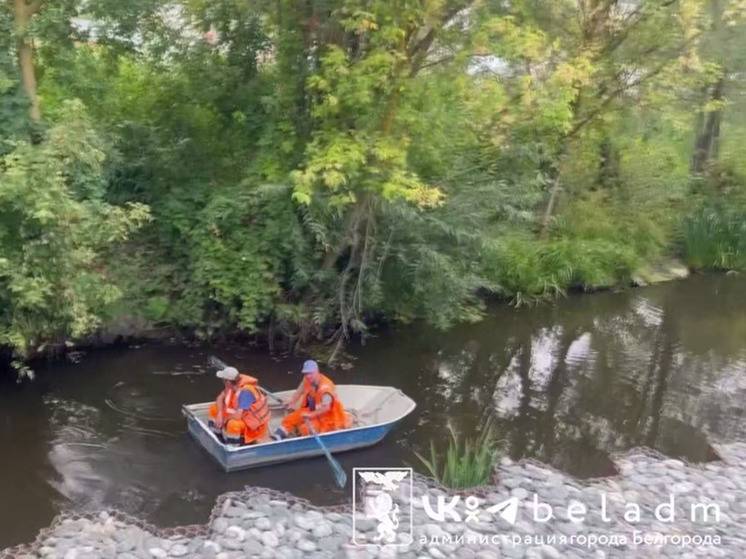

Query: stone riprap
left=3, top=443, right=746, bottom=559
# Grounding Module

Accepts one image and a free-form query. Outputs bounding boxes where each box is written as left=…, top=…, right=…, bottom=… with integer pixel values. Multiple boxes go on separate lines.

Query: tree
left=8, top=0, right=43, bottom=121
left=690, top=0, right=746, bottom=174
left=271, top=1, right=478, bottom=356
left=472, top=0, right=701, bottom=235
left=0, top=101, right=149, bottom=371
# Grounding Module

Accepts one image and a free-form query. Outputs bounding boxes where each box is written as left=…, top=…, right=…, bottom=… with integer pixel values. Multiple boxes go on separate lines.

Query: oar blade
left=304, top=417, right=347, bottom=488
left=332, top=462, right=348, bottom=488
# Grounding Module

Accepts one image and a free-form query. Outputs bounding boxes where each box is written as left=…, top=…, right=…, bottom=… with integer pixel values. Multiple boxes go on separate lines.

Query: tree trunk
left=12, top=0, right=42, bottom=122
left=597, top=135, right=620, bottom=189
left=691, top=75, right=725, bottom=175
left=540, top=171, right=562, bottom=239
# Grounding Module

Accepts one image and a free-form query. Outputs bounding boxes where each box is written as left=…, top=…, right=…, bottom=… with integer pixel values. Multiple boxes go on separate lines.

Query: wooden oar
left=304, top=416, right=347, bottom=488
left=207, top=355, right=286, bottom=407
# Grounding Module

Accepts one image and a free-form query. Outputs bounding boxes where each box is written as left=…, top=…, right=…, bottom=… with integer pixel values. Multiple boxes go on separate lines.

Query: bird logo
left=359, top=470, right=410, bottom=492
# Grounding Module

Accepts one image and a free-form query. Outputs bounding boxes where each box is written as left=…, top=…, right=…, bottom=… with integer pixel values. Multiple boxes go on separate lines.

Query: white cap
left=216, top=366, right=239, bottom=381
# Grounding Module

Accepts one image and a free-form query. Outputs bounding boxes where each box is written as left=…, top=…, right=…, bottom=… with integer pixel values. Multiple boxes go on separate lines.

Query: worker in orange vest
left=272, top=360, right=350, bottom=440
left=208, top=367, right=270, bottom=445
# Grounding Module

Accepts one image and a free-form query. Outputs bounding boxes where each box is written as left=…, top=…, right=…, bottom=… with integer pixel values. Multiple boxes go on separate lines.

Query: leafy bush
left=0, top=101, right=149, bottom=364
left=415, top=421, right=502, bottom=489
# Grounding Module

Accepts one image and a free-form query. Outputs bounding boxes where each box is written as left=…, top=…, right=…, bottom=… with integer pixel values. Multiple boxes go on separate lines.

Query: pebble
left=260, top=531, right=279, bottom=547
left=296, top=538, right=316, bottom=552
left=294, top=514, right=314, bottom=531
left=212, top=518, right=228, bottom=534
left=511, top=487, right=529, bottom=500
left=225, top=526, right=245, bottom=541
left=539, top=545, right=562, bottom=559
left=169, top=544, right=188, bottom=557
left=255, top=517, right=272, bottom=531
left=312, top=522, right=333, bottom=538
left=12, top=443, right=746, bottom=558
left=243, top=539, right=264, bottom=555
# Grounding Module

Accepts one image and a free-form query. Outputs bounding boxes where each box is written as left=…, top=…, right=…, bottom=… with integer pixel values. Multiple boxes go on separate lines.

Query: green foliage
left=415, top=421, right=502, bottom=489
left=184, top=183, right=311, bottom=336
left=683, top=205, right=746, bottom=271
left=2, top=0, right=746, bottom=367
left=483, top=236, right=639, bottom=305
left=0, top=101, right=149, bottom=361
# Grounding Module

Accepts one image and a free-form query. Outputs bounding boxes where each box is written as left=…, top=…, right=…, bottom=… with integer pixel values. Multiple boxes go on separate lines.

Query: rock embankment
left=4, top=443, right=746, bottom=559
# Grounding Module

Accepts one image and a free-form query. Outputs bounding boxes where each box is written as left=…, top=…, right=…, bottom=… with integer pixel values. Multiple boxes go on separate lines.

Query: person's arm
left=214, top=391, right=226, bottom=424
left=304, top=393, right=333, bottom=419
left=286, top=382, right=305, bottom=410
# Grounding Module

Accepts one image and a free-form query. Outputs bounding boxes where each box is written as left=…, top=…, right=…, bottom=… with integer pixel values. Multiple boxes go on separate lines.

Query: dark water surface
left=2, top=275, right=746, bottom=548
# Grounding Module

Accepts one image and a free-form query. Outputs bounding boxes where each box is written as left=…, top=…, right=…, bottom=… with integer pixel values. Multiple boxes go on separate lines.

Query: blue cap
left=301, top=360, right=319, bottom=374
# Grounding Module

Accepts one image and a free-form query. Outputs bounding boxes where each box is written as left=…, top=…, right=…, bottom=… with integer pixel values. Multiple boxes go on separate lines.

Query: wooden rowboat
left=182, top=385, right=416, bottom=472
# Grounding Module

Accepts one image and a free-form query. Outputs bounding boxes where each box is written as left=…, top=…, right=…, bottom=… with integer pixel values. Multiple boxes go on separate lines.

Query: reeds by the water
left=414, top=420, right=502, bottom=489
left=683, top=206, right=746, bottom=271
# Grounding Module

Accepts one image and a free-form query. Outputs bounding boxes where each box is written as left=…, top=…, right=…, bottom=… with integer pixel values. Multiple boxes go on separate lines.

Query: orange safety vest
left=301, top=373, right=348, bottom=430
left=222, top=374, right=270, bottom=431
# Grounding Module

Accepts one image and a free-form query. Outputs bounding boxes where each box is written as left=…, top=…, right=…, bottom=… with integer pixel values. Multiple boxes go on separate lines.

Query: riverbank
left=12, top=257, right=694, bottom=373
left=5, top=441, right=744, bottom=559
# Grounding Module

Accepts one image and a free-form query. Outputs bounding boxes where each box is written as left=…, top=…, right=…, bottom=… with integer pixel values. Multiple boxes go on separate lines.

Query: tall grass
left=482, top=236, right=639, bottom=305
left=683, top=206, right=746, bottom=271
left=415, top=421, right=502, bottom=489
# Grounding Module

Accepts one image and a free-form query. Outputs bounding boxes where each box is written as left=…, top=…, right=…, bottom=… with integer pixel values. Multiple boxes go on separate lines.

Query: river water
left=2, top=275, right=746, bottom=549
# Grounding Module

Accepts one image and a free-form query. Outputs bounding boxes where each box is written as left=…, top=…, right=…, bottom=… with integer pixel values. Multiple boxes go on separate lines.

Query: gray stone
left=294, top=514, right=314, bottom=531
left=226, top=525, right=246, bottom=541
left=354, top=518, right=376, bottom=532
left=261, top=531, right=279, bottom=547
left=115, top=539, right=136, bottom=553
left=318, top=535, right=345, bottom=552
left=511, top=487, right=529, bottom=500
left=423, top=523, right=447, bottom=539
left=671, top=482, right=696, bottom=494
left=243, top=539, right=264, bottom=555
left=296, top=539, right=316, bottom=552
left=223, top=506, right=244, bottom=518
left=502, top=546, right=523, bottom=559
left=221, top=538, right=244, bottom=551
left=148, top=548, right=168, bottom=559
left=285, top=528, right=303, bottom=543
left=255, top=517, right=272, bottom=531
left=312, top=521, right=333, bottom=538
left=539, top=545, right=562, bottom=559
left=169, top=544, right=188, bottom=557
left=212, top=518, right=229, bottom=534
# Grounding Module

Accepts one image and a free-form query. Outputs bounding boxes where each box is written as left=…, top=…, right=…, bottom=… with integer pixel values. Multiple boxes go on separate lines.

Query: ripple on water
left=632, top=296, right=664, bottom=327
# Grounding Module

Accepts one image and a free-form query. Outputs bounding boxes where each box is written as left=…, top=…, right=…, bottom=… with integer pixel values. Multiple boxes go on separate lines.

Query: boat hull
left=183, top=385, right=416, bottom=472
left=186, top=414, right=398, bottom=471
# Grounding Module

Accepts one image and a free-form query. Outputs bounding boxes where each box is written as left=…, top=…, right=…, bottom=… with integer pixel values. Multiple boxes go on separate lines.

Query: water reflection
left=1, top=275, right=745, bottom=548
left=392, top=275, right=746, bottom=478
